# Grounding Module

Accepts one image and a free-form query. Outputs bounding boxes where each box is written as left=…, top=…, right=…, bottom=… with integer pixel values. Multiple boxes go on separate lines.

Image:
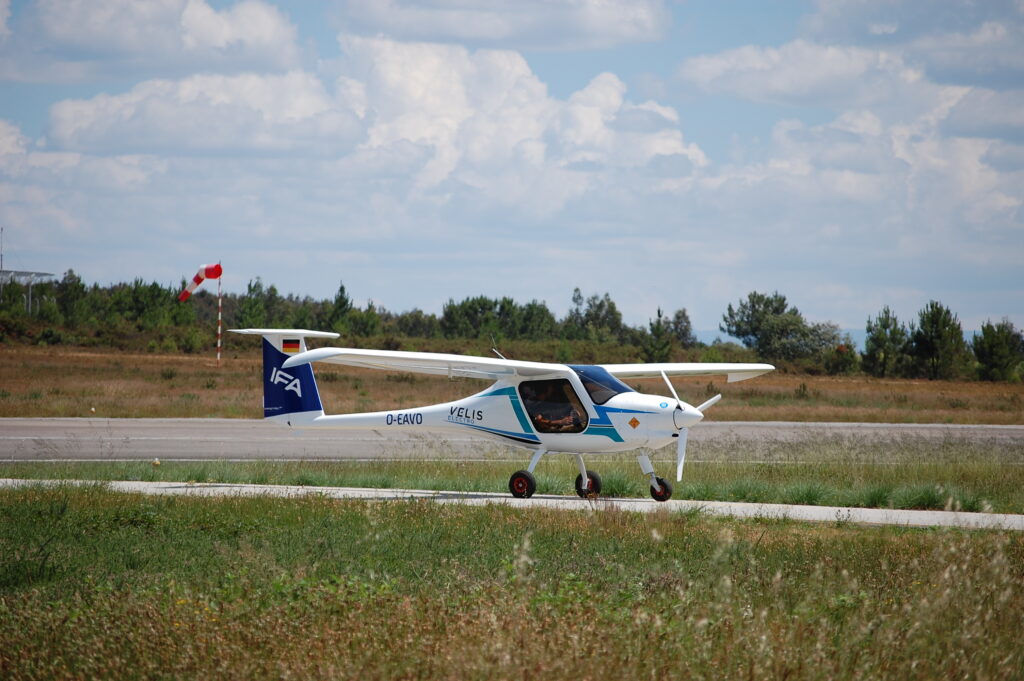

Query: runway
left=3, top=417, right=1023, bottom=461
left=2, top=478, right=1022, bottom=531
left=4, top=418, right=1023, bottom=531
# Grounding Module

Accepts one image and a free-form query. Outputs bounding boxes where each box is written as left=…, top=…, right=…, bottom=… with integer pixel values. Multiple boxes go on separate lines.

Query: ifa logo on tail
left=270, top=367, right=302, bottom=397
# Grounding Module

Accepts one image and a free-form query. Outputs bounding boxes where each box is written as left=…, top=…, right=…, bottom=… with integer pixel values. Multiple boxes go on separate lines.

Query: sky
left=0, top=0, right=1021, bottom=335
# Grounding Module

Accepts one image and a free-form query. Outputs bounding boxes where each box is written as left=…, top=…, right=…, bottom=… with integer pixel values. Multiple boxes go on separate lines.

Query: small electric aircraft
left=232, top=329, right=774, bottom=501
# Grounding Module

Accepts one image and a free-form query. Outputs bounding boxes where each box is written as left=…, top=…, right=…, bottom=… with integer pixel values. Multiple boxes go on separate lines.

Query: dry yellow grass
left=1, top=345, right=1022, bottom=423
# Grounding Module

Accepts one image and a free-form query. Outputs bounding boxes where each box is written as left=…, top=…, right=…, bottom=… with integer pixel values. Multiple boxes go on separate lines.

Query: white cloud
left=677, top=40, right=930, bottom=113
left=49, top=71, right=362, bottom=155
left=0, top=119, right=27, bottom=158
left=655, top=36, right=1023, bottom=309
left=804, top=0, right=1020, bottom=42
left=0, top=118, right=172, bottom=195
left=909, top=21, right=1024, bottom=87
left=30, top=35, right=707, bottom=231
left=36, top=0, right=192, bottom=55
left=984, top=142, right=1024, bottom=171
left=944, top=88, right=1024, bottom=140
left=341, top=0, right=668, bottom=49
left=803, top=0, right=1024, bottom=88
left=336, top=36, right=703, bottom=208
left=683, top=104, right=1023, bottom=276
left=868, top=23, right=897, bottom=36
left=668, top=0, right=1023, bottom=278
left=560, top=73, right=625, bottom=151
left=341, top=36, right=558, bottom=191
left=1, top=0, right=300, bottom=81
left=180, top=0, right=294, bottom=55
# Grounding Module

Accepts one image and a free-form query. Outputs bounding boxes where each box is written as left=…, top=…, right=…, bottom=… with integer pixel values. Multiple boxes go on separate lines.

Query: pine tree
left=237, top=278, right=266, bottom=328
left=908, top=301, right=969, bottom=380
left=328, top=281, right=352, bottom=333
left=643, top=308, right=673, bottom=362
left=863, top=306, right=909, bottom=378
left=972, top=319, right=1024, bottom=382
left=670, top=308, right=697, bottom=348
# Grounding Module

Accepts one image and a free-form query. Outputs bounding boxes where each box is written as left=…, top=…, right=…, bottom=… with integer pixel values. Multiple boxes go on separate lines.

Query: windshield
left=569, top=365, right=635, bottom=405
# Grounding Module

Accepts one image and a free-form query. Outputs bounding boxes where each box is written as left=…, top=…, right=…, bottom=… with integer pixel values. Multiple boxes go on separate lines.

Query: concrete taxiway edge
left=2, top=478, right=1022, bottom=531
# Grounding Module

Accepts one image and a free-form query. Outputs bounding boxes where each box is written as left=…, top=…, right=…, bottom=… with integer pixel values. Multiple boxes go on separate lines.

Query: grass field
left=4, top=344, right=1023, bottom=678
left=1, top=485, right=1021, bottom=680
left=2, top=344, right=1023, bottom=423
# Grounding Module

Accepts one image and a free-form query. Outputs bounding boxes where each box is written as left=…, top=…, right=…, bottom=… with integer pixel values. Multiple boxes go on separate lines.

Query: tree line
left=1, top=271, right=1020, bottom=382
left=720, top=291, right=1022, bottom=382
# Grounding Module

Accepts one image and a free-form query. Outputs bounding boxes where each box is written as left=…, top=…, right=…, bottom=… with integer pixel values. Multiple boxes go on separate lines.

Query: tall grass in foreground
left=1, top=486, right=1022, bottom=679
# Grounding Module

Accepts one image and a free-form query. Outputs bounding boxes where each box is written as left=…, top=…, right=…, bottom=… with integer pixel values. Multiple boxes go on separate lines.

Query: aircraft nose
left=673, top=404, right=703, bottom=430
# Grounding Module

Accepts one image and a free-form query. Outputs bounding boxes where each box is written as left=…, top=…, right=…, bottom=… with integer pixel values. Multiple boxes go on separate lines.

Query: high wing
left=281, top=347, right=571, bottom=381
left=599, top=362, right=775, bottom=383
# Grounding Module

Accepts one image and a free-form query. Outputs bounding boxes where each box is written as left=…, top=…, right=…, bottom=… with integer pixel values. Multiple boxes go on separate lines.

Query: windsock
left=178, top=263, right=222, bottom=301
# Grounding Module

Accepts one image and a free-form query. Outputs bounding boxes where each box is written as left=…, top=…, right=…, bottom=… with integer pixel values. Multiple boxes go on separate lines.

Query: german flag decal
left=282, top=339, right=301, bottom=354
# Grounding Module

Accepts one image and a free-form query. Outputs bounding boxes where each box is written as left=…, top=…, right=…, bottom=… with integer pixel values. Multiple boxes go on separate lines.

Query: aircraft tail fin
left=230, top=328, right=340, bottom=425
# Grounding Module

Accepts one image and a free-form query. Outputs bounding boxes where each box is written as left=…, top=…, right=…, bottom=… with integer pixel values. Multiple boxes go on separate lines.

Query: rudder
left=230, top=328, right=340, bottom=424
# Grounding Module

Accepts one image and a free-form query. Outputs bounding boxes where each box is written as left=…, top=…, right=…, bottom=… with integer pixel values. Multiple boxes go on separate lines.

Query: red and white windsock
left=178, top=263, right=222, bottom=302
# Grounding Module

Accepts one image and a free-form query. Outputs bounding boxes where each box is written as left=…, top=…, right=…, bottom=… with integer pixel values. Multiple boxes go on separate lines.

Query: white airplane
left=232, top=328, right=774, bottom=501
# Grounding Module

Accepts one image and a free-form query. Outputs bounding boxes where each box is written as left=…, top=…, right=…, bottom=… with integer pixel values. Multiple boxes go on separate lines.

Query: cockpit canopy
left=569, top=365, right=635, bottom=405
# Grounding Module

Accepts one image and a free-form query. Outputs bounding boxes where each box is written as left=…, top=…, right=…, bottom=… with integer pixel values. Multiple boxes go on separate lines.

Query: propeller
left=661, top=372, right=722, bottom=482
left=676, top=426, right=688, bottom=483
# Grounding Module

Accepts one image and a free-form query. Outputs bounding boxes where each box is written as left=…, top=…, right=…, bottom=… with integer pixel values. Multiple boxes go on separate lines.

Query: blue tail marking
left=262, top=338, right=323, bottom=417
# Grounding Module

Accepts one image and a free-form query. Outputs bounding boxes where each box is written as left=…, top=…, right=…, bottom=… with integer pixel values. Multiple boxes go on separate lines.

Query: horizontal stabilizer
left=231, top=328, right=339, bottom=340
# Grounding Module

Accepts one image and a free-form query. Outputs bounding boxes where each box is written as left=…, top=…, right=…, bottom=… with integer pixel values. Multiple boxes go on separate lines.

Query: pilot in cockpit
left=523, top=381, right=583, bottom=432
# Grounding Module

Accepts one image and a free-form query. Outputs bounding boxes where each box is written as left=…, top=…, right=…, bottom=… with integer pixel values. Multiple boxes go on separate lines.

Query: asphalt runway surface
left=3, top=417, right=1023, bottom=462
left=2, top=478, right=1022, bottom=531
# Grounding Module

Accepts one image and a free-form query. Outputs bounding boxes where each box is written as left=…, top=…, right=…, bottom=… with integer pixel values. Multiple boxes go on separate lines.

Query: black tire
left=509, top=470, right=537, bottom=499
left=574, top=470, right=602, bottom=498
left=650, top=477, right=673, bottom=502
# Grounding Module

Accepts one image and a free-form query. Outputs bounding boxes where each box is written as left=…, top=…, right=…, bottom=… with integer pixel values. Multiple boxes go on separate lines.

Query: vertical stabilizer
left=229, top=329, right=340, bottom=425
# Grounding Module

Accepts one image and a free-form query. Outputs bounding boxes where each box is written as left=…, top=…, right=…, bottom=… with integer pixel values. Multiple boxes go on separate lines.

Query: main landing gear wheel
left=574, top=470, right=602, bottom=498
left=509, top=470, right=536, bottom=499
left=650, top=477, right=673, bottom=502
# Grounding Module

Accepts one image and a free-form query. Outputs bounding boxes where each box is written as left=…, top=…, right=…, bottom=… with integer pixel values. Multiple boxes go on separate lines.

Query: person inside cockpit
left=519, top=379, right=586, bottom=433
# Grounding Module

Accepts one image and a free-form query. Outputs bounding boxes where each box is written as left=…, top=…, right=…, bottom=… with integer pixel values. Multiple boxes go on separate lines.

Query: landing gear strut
left=573, top=454, right=601, bottom=498
left=638, top=453, right=673, bottom=502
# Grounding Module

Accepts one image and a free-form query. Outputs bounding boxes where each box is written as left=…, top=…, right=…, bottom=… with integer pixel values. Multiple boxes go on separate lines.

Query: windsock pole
left=217, top=271, right=222, bottom=365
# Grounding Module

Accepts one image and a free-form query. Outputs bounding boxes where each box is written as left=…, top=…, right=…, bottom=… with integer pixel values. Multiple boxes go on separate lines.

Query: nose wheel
left=649, top=476, right=673, bottom=502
